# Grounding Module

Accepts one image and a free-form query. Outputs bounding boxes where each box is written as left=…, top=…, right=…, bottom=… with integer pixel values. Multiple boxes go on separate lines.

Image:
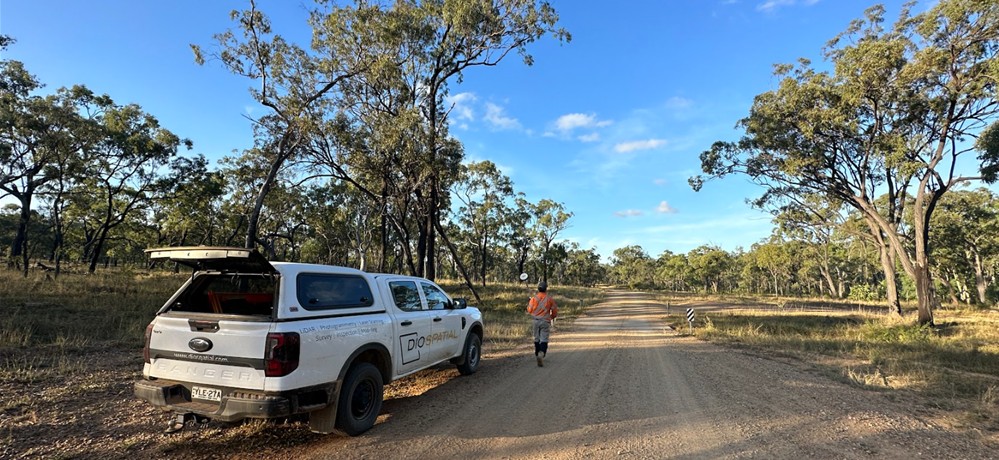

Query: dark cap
left=537, top=281, right=548, bottom=292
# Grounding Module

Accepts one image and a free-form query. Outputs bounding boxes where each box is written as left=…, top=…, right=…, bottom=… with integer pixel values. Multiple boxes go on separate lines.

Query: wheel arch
left=338, top=343, right=392, bottom=385
left=468, top=321, right=484, bottom=343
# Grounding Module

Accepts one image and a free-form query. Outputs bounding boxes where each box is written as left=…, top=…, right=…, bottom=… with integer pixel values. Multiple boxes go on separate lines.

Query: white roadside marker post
left=686, top=308, right=695, bottom=335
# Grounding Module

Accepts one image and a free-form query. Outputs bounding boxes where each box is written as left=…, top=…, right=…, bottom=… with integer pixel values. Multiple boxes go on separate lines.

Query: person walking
left=527, top=281, right=558, bottom=367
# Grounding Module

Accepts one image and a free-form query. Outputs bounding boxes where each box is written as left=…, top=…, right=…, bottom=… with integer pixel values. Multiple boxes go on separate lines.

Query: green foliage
left=848, top=284, right=882, bottom=302
left=610, top=245, right=655, bottom=288
left=860, top=321, right=931, bottom=345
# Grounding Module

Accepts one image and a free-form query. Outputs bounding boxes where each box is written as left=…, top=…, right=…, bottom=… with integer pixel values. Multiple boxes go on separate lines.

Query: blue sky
left=3, top=0, right=931, bottom=261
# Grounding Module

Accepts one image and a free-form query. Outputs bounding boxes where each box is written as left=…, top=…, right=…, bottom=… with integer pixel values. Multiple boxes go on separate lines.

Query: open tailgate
left=146, top=246, right=276, bottom=273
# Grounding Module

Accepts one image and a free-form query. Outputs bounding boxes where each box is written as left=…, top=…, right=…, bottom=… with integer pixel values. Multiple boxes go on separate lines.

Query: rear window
left=169, top=274, right=277, bottom=316
left=297, top=274, right=374, bottom=310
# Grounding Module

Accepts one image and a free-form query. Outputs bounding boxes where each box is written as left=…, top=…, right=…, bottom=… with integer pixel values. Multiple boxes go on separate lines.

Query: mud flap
left=309, top=402, right=338, bottom=434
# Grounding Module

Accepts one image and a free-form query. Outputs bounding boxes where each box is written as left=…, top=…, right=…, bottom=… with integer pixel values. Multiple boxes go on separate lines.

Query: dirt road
left=287, top=290, right=994, bottom=459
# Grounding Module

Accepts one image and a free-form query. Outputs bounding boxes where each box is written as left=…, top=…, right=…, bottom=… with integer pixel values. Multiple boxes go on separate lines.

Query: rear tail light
left=143, top=323, right=153, bottom=364
left=264, top=332, right=300, bottom=377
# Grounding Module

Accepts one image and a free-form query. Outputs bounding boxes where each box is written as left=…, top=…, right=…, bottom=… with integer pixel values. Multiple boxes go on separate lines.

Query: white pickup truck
left=134, top=247, right=483, bottom=436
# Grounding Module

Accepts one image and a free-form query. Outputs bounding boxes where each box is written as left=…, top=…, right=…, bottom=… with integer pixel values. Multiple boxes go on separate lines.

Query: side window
left=297, top=274, right=374, bottom=310
left=421, top=282, right=450, bottom=310
left=390, top=281, right=423, bottom=312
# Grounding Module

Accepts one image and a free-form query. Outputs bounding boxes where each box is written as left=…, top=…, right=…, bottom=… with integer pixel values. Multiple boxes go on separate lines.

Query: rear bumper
left=135, top=379, right=316, bottom=422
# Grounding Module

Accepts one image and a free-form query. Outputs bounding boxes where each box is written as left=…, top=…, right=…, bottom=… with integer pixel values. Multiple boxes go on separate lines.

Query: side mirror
left=452, top=298, right=468, bottom=309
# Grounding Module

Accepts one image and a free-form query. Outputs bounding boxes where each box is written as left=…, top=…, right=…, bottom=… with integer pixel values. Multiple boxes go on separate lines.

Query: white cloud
left=656, top=201, right=677, bottom=214
left=614, top=209, right=644, bottom=218
left=614, top=139, right=667, bottom=153
left=554, top=113, right=612, bottom=132
left=653, top=178, right=669, bottom=186
left=630, top=214, right=769, bottom=235
left=665, top=97, right=693, bottom=109
left=464, top=153, right=515, bottom=177
left=446, top=92, right=477, bottom=121
left=578, top=132, right=600, bottom=142
left=542, top=131, right=557, bottom=137
left=484, top=102, right=521, bottom=130
left=757, top=0, right=819, bottom=12
left=757, top=0, right=793, bottom=11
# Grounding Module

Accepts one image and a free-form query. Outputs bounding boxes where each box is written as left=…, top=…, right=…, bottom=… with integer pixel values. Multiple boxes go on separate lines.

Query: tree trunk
left=480, top=234, right=488, bottom=288
left=88, top=226, right=111, bottom=274
left=940, top=271, right=959, bottom=305
left=434, top=220, right=480, bottom=302
left=245, top=168, right=276, bottom=249
left=415, top=219, right=427, bottom=278
left=911, top=188, right=939, bottom=325
left=970, top=248, right=987, bottom=304
left=913, top=263, right=937, bottom=325
left=11, top=192, right=32, bottom=277
left=424, top=190, right=437, bottom=281
left=878, top=244, right=902, bottom=315
left=863, top=218, right=902, bottom=315
left=379, top=187, right=387, bottom=273
left=820, top=265, right=838, bottom=298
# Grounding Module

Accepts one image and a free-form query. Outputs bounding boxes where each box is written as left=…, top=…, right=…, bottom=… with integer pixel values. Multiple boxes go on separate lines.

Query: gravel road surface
left=294, top=290, right=995, bottom=459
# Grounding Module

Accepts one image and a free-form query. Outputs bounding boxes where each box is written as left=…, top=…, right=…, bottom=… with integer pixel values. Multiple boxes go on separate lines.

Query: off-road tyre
left=333, top=362, right=383, bottom=436
left=456, top=333, right=482, bottom=376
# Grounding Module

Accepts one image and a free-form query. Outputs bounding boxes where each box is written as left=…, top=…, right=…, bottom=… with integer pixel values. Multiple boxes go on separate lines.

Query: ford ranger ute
left=134, top=247, right=483, bottom=436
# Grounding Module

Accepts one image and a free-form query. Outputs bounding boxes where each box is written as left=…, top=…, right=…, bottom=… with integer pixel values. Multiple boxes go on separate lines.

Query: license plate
left=191, top=386, right=222, bottom=402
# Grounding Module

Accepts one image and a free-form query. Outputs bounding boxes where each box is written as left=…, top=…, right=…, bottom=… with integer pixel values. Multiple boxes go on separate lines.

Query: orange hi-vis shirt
left=528, top=293, right=558, bottom=322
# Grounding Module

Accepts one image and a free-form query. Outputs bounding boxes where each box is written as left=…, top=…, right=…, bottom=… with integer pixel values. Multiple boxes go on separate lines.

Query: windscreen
left=168, top=273, right=278, bottom=316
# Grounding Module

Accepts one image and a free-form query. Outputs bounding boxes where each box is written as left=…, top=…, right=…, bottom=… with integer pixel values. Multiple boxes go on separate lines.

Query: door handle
left=433, top=317, right=443, bottom=322
left=401, top=321, right=413, bottom=326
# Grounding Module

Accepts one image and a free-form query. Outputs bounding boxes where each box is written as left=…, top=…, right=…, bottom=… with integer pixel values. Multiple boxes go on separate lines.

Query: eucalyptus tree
left=531, top=198, right=572, bottom=283
left=150, top=155, right=224, bottom=249
left=687, top=245, right=732, bottom=293
left=657, top=250, right=692, bottom=292
left=692, top=2, right=999, bottom=324
left=506, top=195, right=536, bottom=277
left=193, top=0, right=386, bottom=252
left=753, top=240, right=792, bottom=298
left=563, top=245, right=605, bottom=287
left=453, top=160, right=514, bottom=286
left=296, top=182, right=351, bottom=266
left=611, top=245, right=654, bottom=288
left=386, top=0, right=569, bottom=281
left=931, top=187, right=999, bottom=305
left=61, top=90, right=189, bottom=273
left=771, top=195, right=852, bottom=298
left=0, top=48, right=83, bottom=275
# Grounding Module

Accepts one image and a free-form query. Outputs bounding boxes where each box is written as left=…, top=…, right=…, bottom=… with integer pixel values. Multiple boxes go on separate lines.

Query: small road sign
left=686, top=308, right=695, bottom=334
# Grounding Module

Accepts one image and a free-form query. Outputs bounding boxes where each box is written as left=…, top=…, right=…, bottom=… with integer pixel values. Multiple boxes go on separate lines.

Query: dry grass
left=438, top=280, right=604, bottom=349
left=661, top=297, right=999, bottom=433
left=0, top=268, right=188, bottom=347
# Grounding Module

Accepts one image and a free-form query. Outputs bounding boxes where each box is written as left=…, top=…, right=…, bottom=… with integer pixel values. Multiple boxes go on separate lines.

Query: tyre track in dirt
left=294, top=290, right=996, bottom=460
